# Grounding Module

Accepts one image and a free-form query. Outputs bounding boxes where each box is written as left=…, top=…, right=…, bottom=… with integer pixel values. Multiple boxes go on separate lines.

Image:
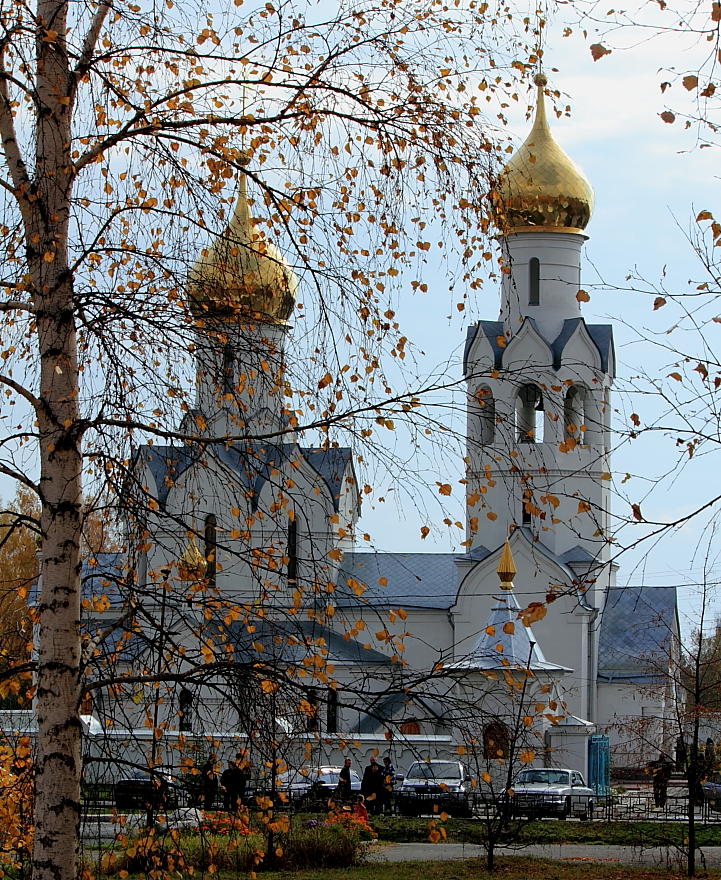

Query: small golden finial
left=178, top=536, right=206, bottom=581
left=533, top=72, right=548, bottom=88
left=497, top=540, right=516, bottom=590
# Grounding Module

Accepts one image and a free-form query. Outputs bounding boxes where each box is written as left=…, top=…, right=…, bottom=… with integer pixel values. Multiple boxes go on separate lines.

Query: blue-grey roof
left=82, top=552, right=126, bottom=607
left=230, top=617, right=392, bottom=666
left=356, top=692, right=445, bottom=734
left=464, top=321, right=505, bottom=373
left=587, top=325, right=615, bottom=376
left=337, top=552, right=458, bottom=609
left=463, top=318, right=614, bottom=377
left=550, top=318, right=614, bottom=375
left=451, top=589, right=570, bottom=673
left=30, top=551, right=127, bottom=608
left=598, top=585, right=677, bottom=682
left=135, top=442, right=353, bottom=512
left=301, top=447, right=356, bottom=509
left=558, top=545, right=597, bottom=566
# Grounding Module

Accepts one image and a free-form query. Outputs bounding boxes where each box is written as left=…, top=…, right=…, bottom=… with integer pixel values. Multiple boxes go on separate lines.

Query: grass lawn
left=259, top=857, right=721, bottom=880
left=370, top=815, right=721, bottom=848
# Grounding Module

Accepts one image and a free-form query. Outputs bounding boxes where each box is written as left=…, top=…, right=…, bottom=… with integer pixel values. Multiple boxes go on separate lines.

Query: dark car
left=114, top=771, right=179, bottom=810
left=275, top=766, right=362, bottom=808
left=703, top=773, right=721, bottom=810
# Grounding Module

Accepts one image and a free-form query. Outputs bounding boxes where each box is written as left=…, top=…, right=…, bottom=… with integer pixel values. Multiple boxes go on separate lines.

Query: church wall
left=500, top=232, right=584, bottom=340
left=597, top=680, right=669, bottom=767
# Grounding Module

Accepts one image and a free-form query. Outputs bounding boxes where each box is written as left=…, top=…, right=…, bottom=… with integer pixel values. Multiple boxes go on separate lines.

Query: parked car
left=275, top=766, right=362, bottom=808
left=509, top=767, right=594, bottom=820
left=703, top=773, right=721, bottom=810
left=114, top=771, right=179, bottom=810
left=395, top=760, right=472, bottom=817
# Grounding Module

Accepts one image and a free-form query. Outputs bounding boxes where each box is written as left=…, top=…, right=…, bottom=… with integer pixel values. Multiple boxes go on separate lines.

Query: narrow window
left=306, top=688, right=319, bottom=732
left=477, top=386, right=495, bottom=445
left=287, top=518, right=297, bottom=584
left=529, top=258, right=540, bottom=306
left=522, top=489, right=533, bottom=526
left=222, top=343, right=235, bottom=393
left=178, top=688, right=193, bottom=733
left=204, top=514, right=217, bottom=588
left=564, top=385, right=587, bottom=445
left=517, top=384, right=544, bottom=443
left=327, top=688, right=338, bottom=734
left=483, top=720, right=510, bottom=759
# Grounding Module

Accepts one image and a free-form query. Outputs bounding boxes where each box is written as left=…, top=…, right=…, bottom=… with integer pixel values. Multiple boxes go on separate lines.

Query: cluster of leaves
left=0, top=737, right=33, bottom=877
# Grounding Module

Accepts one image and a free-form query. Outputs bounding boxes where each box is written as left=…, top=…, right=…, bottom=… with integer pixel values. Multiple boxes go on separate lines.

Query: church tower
left=463, top=75, right=615, bottom=603
left=187, top=158, right=298, bottom=440
left=453, top=76, right=616, bottom=728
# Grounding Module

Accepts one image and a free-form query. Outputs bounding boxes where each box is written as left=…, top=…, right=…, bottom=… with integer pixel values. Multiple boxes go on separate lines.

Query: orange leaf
left=437, top=483, right=452, bottom=496
left=682, top=75, right=699, bottom=91
left=653, top=296, right=666, bottom=310
left=590, top=43, right=611, bottom=61
left=660, top=110, right=675, bottom=124
left=576, top=289, right=590, bottom=302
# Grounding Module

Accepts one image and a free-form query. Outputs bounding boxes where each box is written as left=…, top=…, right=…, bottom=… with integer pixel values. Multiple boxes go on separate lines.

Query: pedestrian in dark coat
left=361, top=757, right=383, bottom=815
left=200, top=754, right=219, bottom=810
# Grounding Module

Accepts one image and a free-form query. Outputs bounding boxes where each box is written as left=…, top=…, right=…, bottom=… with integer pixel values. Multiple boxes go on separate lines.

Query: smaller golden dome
left=177, top=536, right=206, bottom=582
left=188, top=165, right=298, bottom=323
left=497, top=540, right=516, bottom=591
left=495, top=74, right=594, bottom=235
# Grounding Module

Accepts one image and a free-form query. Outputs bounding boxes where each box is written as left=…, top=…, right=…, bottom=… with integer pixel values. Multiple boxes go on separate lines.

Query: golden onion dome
left=188, top=165, right=298, bottom=323
left=495, top=74, right=594, bottom=235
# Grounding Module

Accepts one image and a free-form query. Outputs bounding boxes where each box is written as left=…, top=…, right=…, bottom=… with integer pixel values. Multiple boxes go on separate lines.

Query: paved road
left=367, top=842, right=721, bottom=868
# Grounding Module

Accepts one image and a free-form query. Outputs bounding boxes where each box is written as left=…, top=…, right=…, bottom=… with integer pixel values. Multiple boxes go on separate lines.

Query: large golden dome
left=495, top=74, right=594, bottom=235
left=188, top=168, right=298, bottom=323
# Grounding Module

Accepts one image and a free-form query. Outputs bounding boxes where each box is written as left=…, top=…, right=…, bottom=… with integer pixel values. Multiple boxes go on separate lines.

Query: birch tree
left=0, top=0, right=542, bottom=877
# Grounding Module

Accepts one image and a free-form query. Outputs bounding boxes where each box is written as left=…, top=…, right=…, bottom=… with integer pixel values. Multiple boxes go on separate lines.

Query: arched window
left=178, top=687, right=193, bottom=733
left=204, top=514, right=217, bottom=588
left=528, top=258, right=540, bottom=306
left=399, top=720, right=420, bottom=735
left=287, top=518, right=298, bottom=584
left=477, top=386, right=495, bottom=445
left=483, top=720, right=510, bottom=759
left=564, top=385, right=587, bottom=444
left=516, top=384, right=544, bottom=443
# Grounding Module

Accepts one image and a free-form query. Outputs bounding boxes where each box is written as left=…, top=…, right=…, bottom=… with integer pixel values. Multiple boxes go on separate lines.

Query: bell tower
left=464, top=75, right=615, bottom=600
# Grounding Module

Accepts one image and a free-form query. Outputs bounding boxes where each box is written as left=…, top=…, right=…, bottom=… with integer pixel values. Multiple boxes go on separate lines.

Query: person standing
left=221, top=759, right=245, bottom=812
left=649, top=753, right=673, bottom=808
left=380, top=756, right=395, bottom=814
left=361, top=757, right=383, bottom=815
left=200, top=753, right=219, bottom=810
left=337, top=757, right=352, bottom=802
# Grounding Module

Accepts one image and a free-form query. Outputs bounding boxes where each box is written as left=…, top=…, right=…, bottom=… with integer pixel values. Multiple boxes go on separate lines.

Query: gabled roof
left=134, top=442, right=353, bottom=512
left=464, top=321, right=505, bottom=372
left=598, top=585, right=677, bottom=682
left=450, top=588, right=570, bottom=673
left=463, top=318, right=614, bottom=377
left=336, top=552, right=458, bottom=609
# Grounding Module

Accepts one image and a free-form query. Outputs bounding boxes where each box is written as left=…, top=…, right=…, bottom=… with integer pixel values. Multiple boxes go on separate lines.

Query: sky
left=0, top=2, right=717, bottom=637
left=355, top=14, right=721, bottom=637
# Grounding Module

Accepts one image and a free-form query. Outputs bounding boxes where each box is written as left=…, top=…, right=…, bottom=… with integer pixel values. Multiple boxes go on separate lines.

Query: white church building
left=78, top=75, right=678, bottom=786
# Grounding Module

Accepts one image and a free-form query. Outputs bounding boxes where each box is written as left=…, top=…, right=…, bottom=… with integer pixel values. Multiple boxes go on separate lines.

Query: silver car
left=396, top=760, right=472, bottom=817
left=510, top=768, right=594, bottom=820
